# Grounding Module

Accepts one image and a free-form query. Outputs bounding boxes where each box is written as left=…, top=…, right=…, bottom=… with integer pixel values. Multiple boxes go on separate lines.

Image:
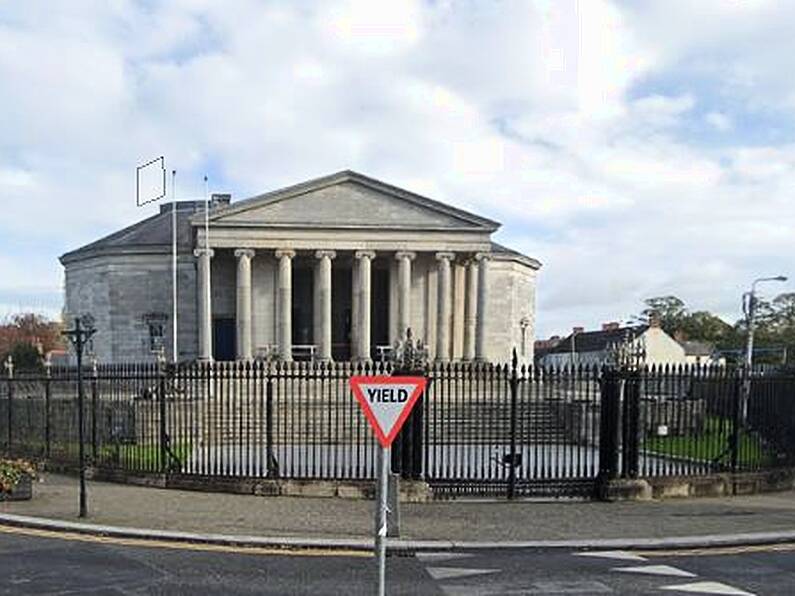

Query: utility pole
left=62, top=315, right=97, bottom=518
left=742, top=276, right=787, bottom=423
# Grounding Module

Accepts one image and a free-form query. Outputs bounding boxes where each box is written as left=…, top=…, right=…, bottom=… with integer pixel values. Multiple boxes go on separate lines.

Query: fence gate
left=422, top=355, right=601, bottom=499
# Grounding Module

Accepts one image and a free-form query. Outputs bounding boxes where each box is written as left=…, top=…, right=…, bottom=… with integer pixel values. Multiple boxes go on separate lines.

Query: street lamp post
left=519, top=317, right=530, bottom=359
left=741, top=276, right=787, bottom=423
left=62, top=315, right=97, bottom=518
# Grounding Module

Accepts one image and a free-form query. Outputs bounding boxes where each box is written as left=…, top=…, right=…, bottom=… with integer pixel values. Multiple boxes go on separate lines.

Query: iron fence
left=2, top=358, right=794, bottom=499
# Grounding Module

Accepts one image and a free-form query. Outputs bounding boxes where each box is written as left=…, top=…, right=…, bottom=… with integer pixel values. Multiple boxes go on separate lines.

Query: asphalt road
left=2, top=525, right=795, bottom=595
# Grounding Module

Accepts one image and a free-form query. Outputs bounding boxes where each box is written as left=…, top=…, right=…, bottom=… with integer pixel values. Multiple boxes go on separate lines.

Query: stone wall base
left=600, top=467, right=795, bottom=501
left=42, top=462, right=795, bottom=503
left=81, top=466, right=433, bottom=502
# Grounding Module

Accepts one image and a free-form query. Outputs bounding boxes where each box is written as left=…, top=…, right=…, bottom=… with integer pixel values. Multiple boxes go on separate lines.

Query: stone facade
left=61, top=171, right=541, bottom=364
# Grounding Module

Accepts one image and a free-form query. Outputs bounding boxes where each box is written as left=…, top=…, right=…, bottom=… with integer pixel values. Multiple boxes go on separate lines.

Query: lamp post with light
left=62, top=315, right=97, bottom=518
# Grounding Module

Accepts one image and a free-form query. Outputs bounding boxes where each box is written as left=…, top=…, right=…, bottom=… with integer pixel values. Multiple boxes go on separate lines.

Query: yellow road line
left=0, top=524, right=370, bottom=558
left=638, top=542, right=795, bottom=558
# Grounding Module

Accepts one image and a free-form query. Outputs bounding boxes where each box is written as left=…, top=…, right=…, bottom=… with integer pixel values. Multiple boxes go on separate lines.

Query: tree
left=678, top=310, right=737, bottom=346
left=0, top=313, right=63, bottom=365
left=638, top=296, right=687, bottom=335
left=7, top=342, right=44, bottom=372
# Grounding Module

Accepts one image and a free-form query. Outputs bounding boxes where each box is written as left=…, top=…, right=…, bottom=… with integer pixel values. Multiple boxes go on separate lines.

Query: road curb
left=2, top=512, right=795, bottom=553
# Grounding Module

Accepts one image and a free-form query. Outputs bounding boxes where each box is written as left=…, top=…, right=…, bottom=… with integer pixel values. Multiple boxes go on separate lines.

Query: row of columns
left=196, top=249, right=490, bottom=362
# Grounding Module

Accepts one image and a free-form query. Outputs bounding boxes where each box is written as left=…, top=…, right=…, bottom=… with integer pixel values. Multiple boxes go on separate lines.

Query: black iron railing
left=2, top=359, right=794, bottom=499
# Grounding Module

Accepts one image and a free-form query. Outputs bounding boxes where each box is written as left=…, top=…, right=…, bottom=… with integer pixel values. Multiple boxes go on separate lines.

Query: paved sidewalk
left=3, top=474, right=795, bottom=543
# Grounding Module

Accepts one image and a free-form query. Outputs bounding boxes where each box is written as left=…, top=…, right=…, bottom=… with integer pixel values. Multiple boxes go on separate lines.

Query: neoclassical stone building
left=61, top=171, right=541, bottom=364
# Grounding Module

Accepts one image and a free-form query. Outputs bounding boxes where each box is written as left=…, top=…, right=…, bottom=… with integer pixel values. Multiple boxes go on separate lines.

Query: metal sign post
left=350, top=375, right=427, bottom=596
left=376, top=445, right=389, bottom=596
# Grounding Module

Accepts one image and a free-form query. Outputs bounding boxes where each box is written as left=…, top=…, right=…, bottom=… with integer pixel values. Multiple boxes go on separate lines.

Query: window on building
left=148, top=322, right=165, bottom=352
left=143, top=313, right=168, bottom=353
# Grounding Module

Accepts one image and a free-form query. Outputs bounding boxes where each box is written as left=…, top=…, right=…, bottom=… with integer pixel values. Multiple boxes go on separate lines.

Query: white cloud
left=0, top=0, right=793, bottom=339
left=706, top=111, right=732, bottom=131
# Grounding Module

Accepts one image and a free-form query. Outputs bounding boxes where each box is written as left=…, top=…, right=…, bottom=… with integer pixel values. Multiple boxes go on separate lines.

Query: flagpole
left=203, top=176, right=211, bottom=362
left=171, top=170, right=178, bottom=364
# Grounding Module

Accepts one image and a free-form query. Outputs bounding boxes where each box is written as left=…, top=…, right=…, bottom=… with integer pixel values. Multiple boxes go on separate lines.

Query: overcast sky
left=1, top=0, right=793, bottom=338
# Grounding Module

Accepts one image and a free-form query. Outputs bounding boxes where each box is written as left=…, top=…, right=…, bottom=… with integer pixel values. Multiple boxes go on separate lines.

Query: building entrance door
left=213, top=318, right=236, bottom=361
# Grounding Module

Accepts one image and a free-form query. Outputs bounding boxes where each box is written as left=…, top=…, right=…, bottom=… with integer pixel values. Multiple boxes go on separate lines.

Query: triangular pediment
left=197, top=171, right=500, bottom=231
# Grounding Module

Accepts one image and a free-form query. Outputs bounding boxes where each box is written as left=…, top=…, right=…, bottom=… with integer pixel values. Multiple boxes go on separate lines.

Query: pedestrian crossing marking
left=576, top=550, right=648, bottom=562
left=426, top=566, right=500, bottom=580
left=416, top=552, right=474, bottom=562
left=613, top=564, right=696, bottom=577
left=660, top=581, right=756, bottom=595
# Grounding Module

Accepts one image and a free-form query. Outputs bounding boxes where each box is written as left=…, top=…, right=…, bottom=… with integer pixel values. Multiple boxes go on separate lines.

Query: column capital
left=234, top=248, right=256, bottom=259
left=435, top=251, right=455, bottom=262
left=315, top=249, right=337, bottom=260
left=395, top=251, right=416, bottom=261
left=194, top=248, right=215, bottom=258
left=275, top=249, right=296, bottom=260
left=355, top=250, right=376, bottom=260
left=474, top=252, right=491, bottom=262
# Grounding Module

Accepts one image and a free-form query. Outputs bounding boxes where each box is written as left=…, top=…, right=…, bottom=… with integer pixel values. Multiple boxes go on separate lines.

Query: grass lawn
left=98, top=441, right=192, bottom=471
left=644, top=417, right=772, bottom=468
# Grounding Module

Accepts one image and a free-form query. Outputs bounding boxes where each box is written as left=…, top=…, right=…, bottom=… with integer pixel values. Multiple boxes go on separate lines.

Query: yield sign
left=350, top=376, right=427, bottom=448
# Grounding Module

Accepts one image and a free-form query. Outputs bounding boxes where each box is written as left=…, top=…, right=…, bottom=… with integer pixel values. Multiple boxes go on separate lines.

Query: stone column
left=315, top=250, right=336, bottom=361
left=351, top=262, right=360, bottom=360
left=355, top=251, right=375, bottom=361
left=475, top=253, right=490, bottom=361
left=234, top=249, right=255, bottom=360
left=463, top=258, right=479, bottom=361
left=275, top=249, right=295, bottom=362
left=194, top=248, right=214, bottom=361
left=395, top=251, right=415, bottom=341
left=435, top=252, right=455, bottom=362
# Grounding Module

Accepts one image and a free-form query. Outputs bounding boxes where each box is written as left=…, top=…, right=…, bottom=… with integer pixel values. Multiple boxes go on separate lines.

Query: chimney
left=210, top=193, right=231, bottom=209
left=602, top=322, right=620, bottom=331
left=572, top=326, right=584, bottom=334
left=649, top=314, right=661, bottom=328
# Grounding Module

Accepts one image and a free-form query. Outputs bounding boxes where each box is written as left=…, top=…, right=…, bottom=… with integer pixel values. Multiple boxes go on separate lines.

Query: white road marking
left=660, top=581, right=756, bottom=595
left=426, top=567, right=500, bottom=580
left=440, top=580, right=613, bottom=596
left=416, top=552, right=474, bottom=562
left=612, top=564, right=696, bottom=577
left=576, top=550, right=648, bottom=562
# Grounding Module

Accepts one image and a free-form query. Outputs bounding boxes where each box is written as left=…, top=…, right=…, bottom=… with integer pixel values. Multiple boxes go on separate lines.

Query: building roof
left=60, top=201, right=203, bottom=264
left=60, top=171, right=540, bottom=267
left=548, top=325, right=649, bottom=354
left=490, top=241, right=542, bottom=269
left=679, top=340, right=715, bottom=357
left=200, top=170, right=501, bottom=232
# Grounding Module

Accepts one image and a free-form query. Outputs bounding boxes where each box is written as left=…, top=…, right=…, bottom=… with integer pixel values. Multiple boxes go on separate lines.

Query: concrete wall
left=484, top=257, right=538, bottom=365
left=64, top=253, right=198, bottom=363
left=642, top=327, right=687, bottom=365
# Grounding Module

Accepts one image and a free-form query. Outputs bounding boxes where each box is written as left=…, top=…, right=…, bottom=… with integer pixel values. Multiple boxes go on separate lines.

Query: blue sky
left=1, top=0, right=793, bottom=337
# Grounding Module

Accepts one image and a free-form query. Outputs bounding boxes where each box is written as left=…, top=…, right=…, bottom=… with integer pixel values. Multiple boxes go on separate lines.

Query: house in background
left=678, top=339, right=726, bottom=366
left=539, top=319, right=686, bottom=368
left=533, top=334, right=563, bottom=364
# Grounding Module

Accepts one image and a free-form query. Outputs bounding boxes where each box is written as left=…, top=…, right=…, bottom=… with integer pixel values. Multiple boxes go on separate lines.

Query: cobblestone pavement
left=3, top=474, right=795, bottom=542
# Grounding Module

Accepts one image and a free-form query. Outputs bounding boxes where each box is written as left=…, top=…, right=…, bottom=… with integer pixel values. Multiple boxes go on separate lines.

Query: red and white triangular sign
left=350, top=376, right=427, bottom=448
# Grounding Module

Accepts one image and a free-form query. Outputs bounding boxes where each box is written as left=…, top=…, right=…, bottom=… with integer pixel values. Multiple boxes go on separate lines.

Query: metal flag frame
left=135, top=156, right=166, bottom=207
